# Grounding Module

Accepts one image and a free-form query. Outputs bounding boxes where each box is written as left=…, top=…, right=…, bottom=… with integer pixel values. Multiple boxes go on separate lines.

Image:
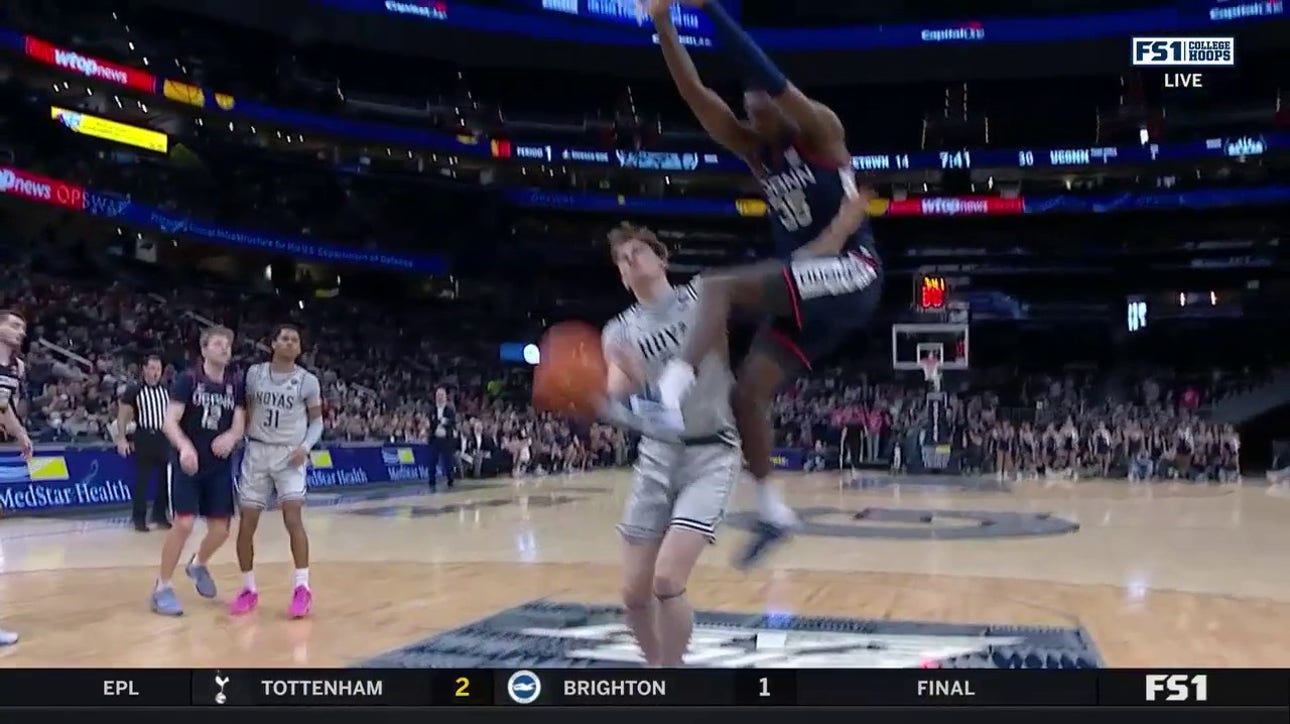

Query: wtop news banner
left=0, top=669, right=1285, bottom=708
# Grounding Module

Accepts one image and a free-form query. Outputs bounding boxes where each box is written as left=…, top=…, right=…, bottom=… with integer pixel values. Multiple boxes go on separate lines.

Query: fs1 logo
left=1145, top=674, right=1208, bottom=702
left=1132, top=37, right=1235, bottom=66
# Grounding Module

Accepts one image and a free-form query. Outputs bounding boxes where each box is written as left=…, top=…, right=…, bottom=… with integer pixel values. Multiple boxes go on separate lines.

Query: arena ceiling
left=741, top=0, right=1172, bottom=26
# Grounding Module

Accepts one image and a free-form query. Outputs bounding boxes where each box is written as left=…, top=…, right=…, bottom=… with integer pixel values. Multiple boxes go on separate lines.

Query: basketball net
left=918, top=357, right=942, bottom=394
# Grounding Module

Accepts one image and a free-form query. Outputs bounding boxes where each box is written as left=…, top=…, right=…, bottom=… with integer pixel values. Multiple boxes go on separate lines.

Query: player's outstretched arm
left=648, top=1, right=758, bottom=158
left=678, top=0, right=848, bottom=160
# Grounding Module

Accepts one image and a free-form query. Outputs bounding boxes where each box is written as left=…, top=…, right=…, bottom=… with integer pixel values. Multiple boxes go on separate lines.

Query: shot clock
left=915, top=275, right=949, bottom=312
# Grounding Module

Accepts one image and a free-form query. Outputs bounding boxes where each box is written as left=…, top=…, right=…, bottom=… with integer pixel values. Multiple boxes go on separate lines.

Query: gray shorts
left=618, top=437, right=741, bottom=543
left=237, top=440, right=308, bottom=509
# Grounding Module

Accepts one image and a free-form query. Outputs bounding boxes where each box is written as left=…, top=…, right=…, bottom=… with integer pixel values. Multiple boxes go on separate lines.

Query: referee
left=117, top=356, right=172, bottom=532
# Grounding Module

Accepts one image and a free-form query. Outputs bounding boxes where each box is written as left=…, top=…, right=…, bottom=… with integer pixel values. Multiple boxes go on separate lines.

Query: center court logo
left=507, top=670, right=542, bottom=704
left=361, top=601, right=1103, bottom=669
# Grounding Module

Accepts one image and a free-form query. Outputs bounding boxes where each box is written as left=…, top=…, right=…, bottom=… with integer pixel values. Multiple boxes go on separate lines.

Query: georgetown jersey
left=603, top=280, right=737, bottom=443
left=0, top=357, right=22, bottom=415
left=170, top=368, right=243, bottom=455
left=244, top=363, right=321, bottom=446
left=754, top=141, right=878, bottom=261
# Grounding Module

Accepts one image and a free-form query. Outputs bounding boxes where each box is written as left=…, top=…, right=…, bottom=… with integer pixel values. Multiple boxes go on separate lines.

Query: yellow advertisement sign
left=162, top=79, right=205, bottom=107
left=735, top=198, right=768, bottom=217
left=50, top=106, right=169, bottom=154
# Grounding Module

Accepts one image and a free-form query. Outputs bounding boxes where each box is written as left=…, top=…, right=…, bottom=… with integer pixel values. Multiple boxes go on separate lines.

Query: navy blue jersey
left=752, top=139, right=878, bottom=261
left=170, top=368, right=243, bottom=454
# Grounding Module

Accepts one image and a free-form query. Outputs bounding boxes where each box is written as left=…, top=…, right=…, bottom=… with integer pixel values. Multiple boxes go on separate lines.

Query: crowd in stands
left=3, top=251, right=1254, bottom=484
left=1, top=244, right=639, bottom=478
left=0, top=189, right=1265, bottom=487
left=775, top=370, right=1247, bottom=484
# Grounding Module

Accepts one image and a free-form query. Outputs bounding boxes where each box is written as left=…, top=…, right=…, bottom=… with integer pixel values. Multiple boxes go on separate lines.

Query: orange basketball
left=532, top=321, right=608, bottom=420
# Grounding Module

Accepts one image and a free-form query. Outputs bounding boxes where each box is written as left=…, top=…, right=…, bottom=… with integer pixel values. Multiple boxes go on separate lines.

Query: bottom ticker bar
left=0, top=669, right=1285, bottom=708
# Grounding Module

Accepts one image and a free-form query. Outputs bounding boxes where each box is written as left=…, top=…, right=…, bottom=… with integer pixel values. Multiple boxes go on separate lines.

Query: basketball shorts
left=755, top=251, right=883, bottom=371
left=618, top=437, right=741, bottom=544
left=237, top=439, right=308, bottom=509
left=169, top=455, right=235, bottom=519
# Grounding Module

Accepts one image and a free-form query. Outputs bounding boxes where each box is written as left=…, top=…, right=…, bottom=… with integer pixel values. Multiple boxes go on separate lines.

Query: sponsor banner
left=23, top=37, right=155, bottom=93
left=0, top=166, right=86, bottom=210
left=83, top=191, right=447, bottom=272
left=888, top=196, right=1027, bottom=217
left=771, top=448, right=805, bottom=471
left=161, top=79, right=236, bottom=110
left=0, top=443, right=434, bottom=513
left=314, top=0, right=1278, bottom=52
left=51, top=105, right=169, bottom=154
left=0, top=165, right=443, bottom=272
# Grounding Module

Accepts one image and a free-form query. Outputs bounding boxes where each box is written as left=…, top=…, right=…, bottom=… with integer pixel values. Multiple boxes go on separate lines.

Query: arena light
left=523, top=344, right=541, bottom=365
left=50, top=106, right=169, bottom=154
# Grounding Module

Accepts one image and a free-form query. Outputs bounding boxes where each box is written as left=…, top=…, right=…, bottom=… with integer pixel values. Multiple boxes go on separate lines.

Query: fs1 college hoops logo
left=1131, top=37, right=1235, bottom=89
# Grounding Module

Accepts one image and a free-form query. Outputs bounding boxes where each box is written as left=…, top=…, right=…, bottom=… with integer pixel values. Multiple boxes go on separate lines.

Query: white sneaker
left=0, top=627, right=19, bottom=646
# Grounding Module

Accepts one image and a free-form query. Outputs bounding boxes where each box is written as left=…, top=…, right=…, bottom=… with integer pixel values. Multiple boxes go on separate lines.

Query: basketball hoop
left=918, top=356, right=942, bottom=393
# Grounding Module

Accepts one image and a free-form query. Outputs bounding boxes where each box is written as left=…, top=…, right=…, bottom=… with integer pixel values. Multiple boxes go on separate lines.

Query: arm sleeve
left=302, top=373, right=323, bottom=407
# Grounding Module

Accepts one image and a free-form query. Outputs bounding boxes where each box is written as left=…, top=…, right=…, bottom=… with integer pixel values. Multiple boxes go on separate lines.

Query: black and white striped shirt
left=122, top=381, right=170, bottom=432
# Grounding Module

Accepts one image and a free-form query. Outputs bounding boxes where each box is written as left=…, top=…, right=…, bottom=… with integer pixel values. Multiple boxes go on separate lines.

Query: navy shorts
left=169, top=454, right=236, bottom=519
left=753, top=251, right=883, bottom=371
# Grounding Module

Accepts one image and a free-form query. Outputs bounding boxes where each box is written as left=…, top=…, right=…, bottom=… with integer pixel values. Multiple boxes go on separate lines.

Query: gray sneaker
left=0, top=627, right=18, bottom=645
left=150, top=587, right=184, bottom=616
left=186, top=560, right=217, bottom=599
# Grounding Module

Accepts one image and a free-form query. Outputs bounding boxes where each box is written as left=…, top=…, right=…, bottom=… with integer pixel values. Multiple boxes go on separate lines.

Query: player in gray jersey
left=231, top=324, right=324, bottom=618
left=0, top=309, right=30, bottom=646
left=598, top=223, right=742, bottom=667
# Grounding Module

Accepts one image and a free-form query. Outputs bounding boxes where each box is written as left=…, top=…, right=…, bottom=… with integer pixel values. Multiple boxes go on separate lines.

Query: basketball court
left=0, top=469, right=1287, bottom=669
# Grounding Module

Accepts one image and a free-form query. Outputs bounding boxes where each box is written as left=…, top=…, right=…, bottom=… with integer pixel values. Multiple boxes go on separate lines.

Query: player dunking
left=230, top=324, right=323, bottom=618
left=598, top=223, right=742, bottom=666
left=0, top=310, right=32, bottom=645
left=151, top=326, right=246, bottom=616
left=646, top=0, right=880, bottom=567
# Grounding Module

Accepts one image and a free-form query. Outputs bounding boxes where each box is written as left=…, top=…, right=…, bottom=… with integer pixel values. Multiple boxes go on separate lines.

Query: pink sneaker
left=288, top=585, right=312, bottom=618
left=229, top=589, right=259, bottom=616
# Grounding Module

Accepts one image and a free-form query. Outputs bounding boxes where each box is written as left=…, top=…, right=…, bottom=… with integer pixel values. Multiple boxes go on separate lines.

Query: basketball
left=532, top=321, right=608, bottom=420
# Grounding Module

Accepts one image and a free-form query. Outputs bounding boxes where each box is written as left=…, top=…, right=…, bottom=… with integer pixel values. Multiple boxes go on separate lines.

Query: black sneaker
left=134, top=521, right=150, bottom=533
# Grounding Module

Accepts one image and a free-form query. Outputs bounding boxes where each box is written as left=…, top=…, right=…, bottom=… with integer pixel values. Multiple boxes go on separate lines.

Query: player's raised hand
left=642, top=0, right=670, bottom=20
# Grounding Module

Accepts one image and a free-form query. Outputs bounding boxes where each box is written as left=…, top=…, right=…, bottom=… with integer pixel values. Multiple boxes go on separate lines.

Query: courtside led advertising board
left=1131, top=37, right=1235, bottom=66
